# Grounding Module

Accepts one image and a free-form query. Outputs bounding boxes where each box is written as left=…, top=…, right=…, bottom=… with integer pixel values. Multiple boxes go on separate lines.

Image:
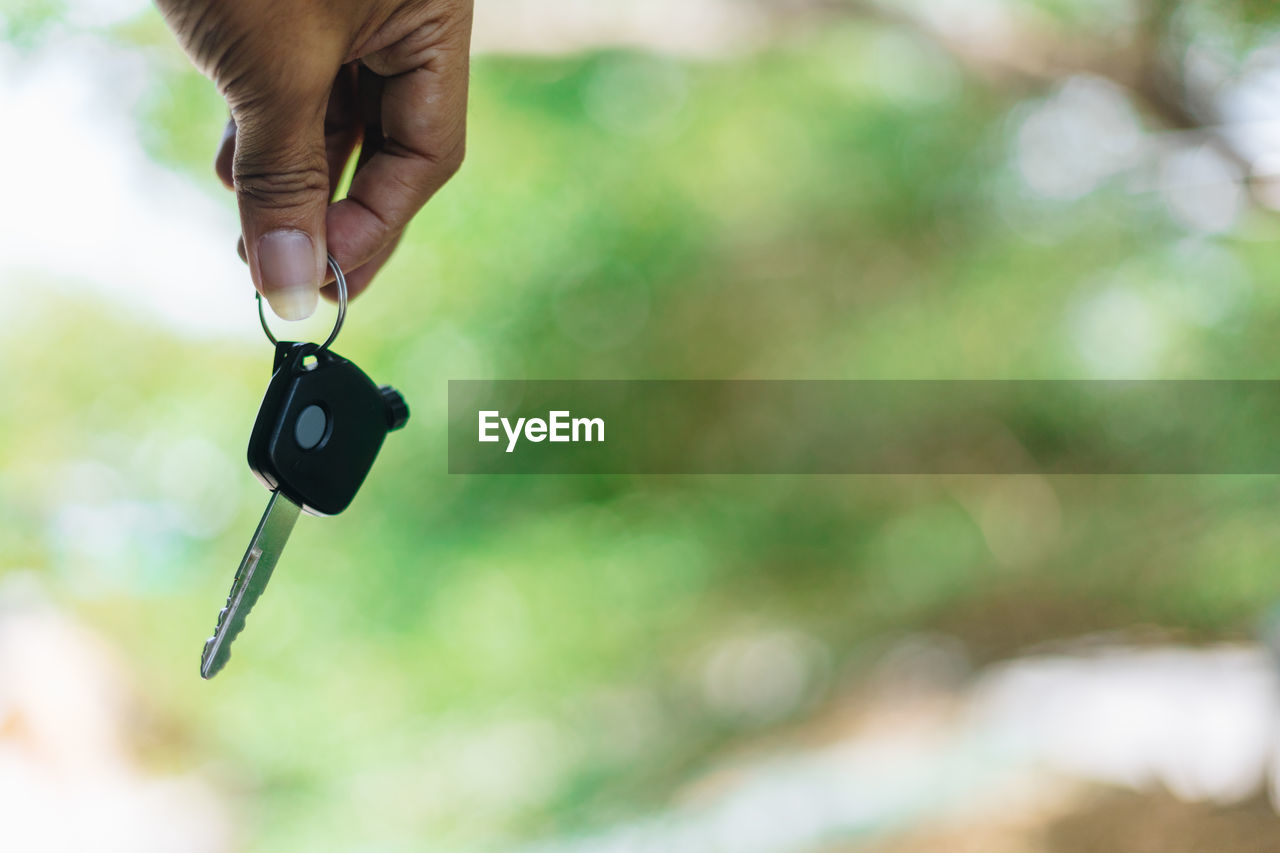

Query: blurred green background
left=8, top=0, right=1280, bottom=850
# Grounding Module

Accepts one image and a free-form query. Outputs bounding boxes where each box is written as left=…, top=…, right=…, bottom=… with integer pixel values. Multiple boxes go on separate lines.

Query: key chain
left=200, top=255, right=410, bottom=680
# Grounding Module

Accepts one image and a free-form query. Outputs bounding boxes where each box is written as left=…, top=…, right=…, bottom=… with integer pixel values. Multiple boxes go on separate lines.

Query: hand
left=156, top=0, right=472, bottom=319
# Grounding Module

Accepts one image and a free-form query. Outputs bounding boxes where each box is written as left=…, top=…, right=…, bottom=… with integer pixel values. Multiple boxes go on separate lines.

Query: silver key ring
left=257, top=253, right=348, bottom=352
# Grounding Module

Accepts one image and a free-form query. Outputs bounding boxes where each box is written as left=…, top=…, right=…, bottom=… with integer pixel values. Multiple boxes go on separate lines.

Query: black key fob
left=248, top=341, right=409, bottom=516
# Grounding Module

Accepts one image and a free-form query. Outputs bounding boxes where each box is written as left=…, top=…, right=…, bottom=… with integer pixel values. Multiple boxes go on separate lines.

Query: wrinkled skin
left=156, top=0, right=473, bottom=318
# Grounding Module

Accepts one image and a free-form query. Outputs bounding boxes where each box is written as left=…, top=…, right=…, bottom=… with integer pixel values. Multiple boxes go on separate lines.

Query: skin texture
left=155, top=0, right=473, bottom=318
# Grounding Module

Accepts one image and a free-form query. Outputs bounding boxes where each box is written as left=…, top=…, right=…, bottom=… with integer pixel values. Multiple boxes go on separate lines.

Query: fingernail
left=257, top=229, right=320, bottom=321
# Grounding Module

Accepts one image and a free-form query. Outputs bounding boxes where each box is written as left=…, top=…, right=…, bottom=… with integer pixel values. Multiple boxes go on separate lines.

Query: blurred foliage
left=9, top=2, right=1280, bottom=851
left=1, top=0, right=65, bottom=47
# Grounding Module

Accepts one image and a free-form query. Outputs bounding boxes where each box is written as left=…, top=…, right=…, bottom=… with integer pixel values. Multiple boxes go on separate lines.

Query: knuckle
left=234, top=162, right=328, bottom=210
left=439, top=140, right=466, bottom=178
left=382, top=25, right=442, bottom=71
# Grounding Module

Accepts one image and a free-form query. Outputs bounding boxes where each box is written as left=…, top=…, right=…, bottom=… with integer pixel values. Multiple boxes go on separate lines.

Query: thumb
left=231, top=86, right=330, bottom=321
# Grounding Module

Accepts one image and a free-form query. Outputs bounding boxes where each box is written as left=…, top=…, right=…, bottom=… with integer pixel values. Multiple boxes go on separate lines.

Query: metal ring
left=257, top=253, right=348, bottom=352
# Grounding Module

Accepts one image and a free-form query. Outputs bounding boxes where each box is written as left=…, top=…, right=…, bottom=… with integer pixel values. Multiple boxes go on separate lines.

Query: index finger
left=325, top=10, right=472, bottom=278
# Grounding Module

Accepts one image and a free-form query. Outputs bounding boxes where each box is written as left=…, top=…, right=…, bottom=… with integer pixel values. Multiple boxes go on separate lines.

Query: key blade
left=200, top=491, right=301, bottom=680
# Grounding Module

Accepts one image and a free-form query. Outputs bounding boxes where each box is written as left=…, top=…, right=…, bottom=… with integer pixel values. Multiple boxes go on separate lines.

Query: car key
left=200, top=258, right=409, bottom=680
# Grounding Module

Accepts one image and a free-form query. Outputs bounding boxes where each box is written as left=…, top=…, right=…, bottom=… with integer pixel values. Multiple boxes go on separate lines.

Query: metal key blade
left=200, top=491, right=301, bottom=679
